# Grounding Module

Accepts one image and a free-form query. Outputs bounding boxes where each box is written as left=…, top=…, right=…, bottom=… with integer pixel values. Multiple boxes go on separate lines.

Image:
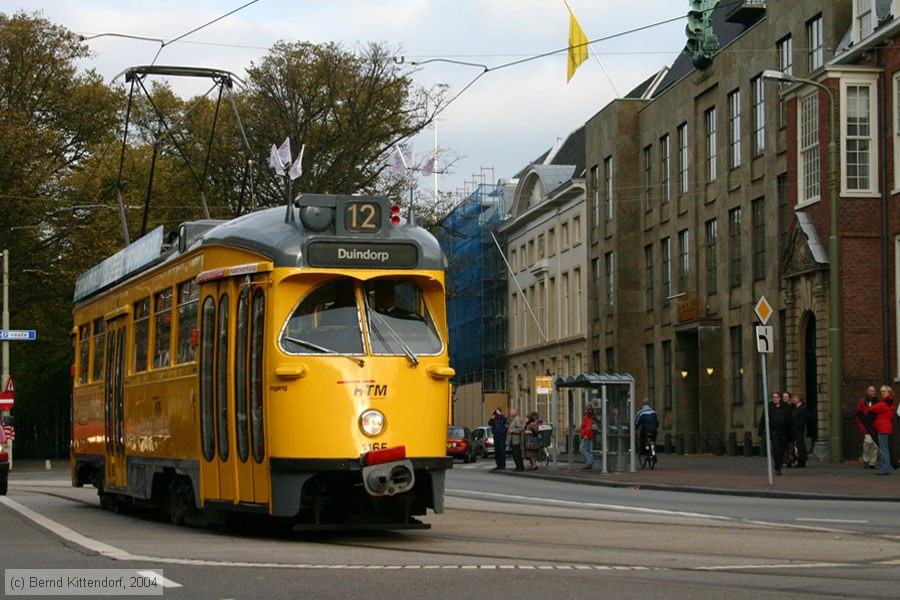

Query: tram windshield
left=279, top=278, right=443, bottom=358
left=363, top=279, right=442, bottom=357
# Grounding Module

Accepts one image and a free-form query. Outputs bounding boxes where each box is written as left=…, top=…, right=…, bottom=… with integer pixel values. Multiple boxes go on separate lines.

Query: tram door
left=103, top=317, right=127, bottom=490
left=198, top=282, right=233, bottom=502
left=233, top=279, right=268, bottom=505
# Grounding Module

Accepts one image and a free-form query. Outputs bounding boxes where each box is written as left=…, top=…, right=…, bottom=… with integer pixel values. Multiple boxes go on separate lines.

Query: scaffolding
left=437, top=184, right=508, bottom=396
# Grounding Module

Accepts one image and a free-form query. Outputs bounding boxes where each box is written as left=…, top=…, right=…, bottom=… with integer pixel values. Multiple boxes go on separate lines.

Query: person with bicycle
left=634, top=397, right=659, bottom=466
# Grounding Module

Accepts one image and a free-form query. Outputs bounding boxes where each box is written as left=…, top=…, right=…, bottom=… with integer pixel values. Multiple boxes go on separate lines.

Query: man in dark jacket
left=758, top=391, right=792, bottom=475
left=488, top=407, right=508, bottom=471
left=790, top=394, right=808, bottom=468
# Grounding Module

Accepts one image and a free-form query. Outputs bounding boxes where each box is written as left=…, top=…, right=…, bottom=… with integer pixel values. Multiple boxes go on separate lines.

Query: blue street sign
left=0, top=330, right=36, bottom=341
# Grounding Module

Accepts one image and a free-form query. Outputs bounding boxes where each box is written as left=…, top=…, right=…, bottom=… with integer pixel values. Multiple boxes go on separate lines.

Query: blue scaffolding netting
left=436, top=184, right=508, bottom=392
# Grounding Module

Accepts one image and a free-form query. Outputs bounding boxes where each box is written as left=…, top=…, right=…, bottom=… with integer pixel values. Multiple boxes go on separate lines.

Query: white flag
left=289, top=144, right=305, bottom=180
left=387, top=146, right=407, bottom=173
left=269, top=144, right=285, bottom=175
left=419, top=150, right=435, bottom=177
left=277, top=137, right=291, bottom=166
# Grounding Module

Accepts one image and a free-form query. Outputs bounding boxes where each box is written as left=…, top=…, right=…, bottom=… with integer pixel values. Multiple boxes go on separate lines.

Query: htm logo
left=354, top=384, right=388, bottom=397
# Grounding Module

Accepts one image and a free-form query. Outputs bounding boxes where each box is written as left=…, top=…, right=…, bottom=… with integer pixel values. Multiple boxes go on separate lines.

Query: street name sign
left=0, top=330, right=36, bottom=341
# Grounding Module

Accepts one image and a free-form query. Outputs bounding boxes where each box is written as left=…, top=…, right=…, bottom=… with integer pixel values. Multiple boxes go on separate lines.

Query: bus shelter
left=553, top=373, right=636, bottom=473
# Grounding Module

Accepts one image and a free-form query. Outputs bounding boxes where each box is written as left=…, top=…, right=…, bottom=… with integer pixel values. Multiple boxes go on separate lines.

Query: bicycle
left=639, top=432, right=657, bottom=470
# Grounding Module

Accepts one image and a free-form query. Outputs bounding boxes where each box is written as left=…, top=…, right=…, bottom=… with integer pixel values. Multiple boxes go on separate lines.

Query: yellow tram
left=71, top=194, right=454, bottom=528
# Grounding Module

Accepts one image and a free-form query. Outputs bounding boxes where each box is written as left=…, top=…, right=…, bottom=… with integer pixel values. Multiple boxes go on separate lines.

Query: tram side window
left=235, top=288, right=250, bottom=463
left=176, top=280, right=199, bottom=363
left=216, top=293, right=229, bottom=461
left=153, top=288, right=173, bottom=368
left=199, top=296, right=216, bottom=462
left=77, top=323, right=90, bottom=384
left=280, top=278, right=363, bottom=355
left=133, top=298, right=150, bottom=372
left=92, top=318, right=105, bottom=382
left=250, top=288, right=265, bottom=463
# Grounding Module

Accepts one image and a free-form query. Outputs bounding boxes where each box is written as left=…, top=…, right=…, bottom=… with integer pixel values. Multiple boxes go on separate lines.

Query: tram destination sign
left=307, top=242, right=419, bottom=269
left=0, top=330, right=36, bottom=341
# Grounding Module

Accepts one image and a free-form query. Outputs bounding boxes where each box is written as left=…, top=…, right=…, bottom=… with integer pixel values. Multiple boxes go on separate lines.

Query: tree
left=0, top=11, right=120, bottom=458
left=243, top=40, right=447, bottom=203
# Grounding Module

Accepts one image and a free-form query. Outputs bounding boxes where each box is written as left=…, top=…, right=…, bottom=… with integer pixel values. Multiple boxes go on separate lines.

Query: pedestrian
left=758, top=390, right=791, bottom=475
left=855, top=386, right=879, bottom=469
left=488, top=406, right=508, bottom=472
left=524, top=412, right=541, bottom=471
left=782, top=391, right=796, bottom=467
left=579, top=406, right=595, bottom=470
left=868, top=387, right=895, bottom=475
left=791, top=394, right=808, bottom=468
left=508, top=408, right=525, bottom=472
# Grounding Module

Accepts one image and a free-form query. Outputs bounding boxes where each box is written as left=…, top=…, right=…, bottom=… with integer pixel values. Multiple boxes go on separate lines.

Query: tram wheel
left=167, top=478, right=195, bottom=525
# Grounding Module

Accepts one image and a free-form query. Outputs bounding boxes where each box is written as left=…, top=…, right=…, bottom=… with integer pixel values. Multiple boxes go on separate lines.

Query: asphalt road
left=0, top=467, right=896, bottom=599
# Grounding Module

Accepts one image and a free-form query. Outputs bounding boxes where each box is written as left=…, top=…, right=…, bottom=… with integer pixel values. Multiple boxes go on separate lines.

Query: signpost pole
left=2, top=249, right=9, bottom=469
left=761, top=353, right=773, bottom=485
left=754, top=295, right=775, bottom=485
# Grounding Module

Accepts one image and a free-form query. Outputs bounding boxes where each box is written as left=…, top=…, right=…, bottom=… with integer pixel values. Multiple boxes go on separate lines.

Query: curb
left=499, top=469, right=900, bottom=502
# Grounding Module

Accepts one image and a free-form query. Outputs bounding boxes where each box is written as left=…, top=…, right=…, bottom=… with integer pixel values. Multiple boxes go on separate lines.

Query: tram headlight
left=359, top=409, right=386, bottom=437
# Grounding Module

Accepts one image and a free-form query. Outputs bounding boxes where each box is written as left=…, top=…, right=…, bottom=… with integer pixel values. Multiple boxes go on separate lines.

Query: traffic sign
left=756, top=326, right=774, bottom=353
left=0, top=330, right=36, bottom=341
left=754, top=296, right=773, bottom=325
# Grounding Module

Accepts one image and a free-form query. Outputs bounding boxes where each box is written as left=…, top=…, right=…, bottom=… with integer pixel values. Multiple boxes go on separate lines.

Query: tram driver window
left=77, top=323, right=90, bottom=384
left=280, top=278, right=364, bottom=355
left=176, top=280, right=199, bottom=363
left=364, top=279, right=443, bottom=356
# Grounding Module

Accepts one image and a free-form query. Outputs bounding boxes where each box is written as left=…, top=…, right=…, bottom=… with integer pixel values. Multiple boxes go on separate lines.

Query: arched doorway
left=800, top=310, right=818, bottom=444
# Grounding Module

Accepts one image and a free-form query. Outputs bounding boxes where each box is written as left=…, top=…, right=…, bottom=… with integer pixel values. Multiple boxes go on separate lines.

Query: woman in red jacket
left=869, top=386, right=895, bottom=475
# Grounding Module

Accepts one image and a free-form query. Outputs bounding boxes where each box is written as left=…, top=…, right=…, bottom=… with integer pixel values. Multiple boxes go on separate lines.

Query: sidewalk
left=509, top=453, right=900, bottom=501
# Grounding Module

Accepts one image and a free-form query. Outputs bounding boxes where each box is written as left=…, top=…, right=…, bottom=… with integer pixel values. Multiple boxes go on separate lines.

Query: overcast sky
left=20, top=0, right=687, bottom=206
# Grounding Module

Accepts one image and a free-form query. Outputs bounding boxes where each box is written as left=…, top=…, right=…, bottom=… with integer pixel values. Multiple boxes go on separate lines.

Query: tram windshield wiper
left=283, top=335, right=365, bottom=367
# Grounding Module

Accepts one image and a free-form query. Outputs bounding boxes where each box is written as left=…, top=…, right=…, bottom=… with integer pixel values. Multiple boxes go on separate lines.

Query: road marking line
left=794, top=518, right=868, bottom=524
left=135, top=570, right=181, bottom=588
left=448, top=489, right=735, bottom=522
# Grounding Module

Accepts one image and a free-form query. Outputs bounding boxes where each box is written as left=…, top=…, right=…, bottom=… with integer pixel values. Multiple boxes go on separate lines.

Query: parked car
left=472, top=425, right=511, bottom=458
left=447, top=425, right=477, bottom=463
left=0, top=425, right=9, bottom=495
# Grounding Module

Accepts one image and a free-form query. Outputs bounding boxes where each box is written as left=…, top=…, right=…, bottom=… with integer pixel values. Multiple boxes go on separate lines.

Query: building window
left=574, top=268, right=583, bottom=330
left=728, top=90, right=741, bottom=169
left=662, top=237, right=672, bottom=305
left=705, top=219, right=717, bottom=295
left=605, top=252, right=614, bottom=315
left=660, top=134, right=671, bottom=204
left=855, top=0, right=874, bottom=42
left=644, top=145, right=653, bottom=210
left=547, top=229, right=555, bottom=257
left=645, top=245, right=654, bottom=311
left=843, top=81, right=877, bottom=194
left=591, top=164, right=601, bottom=227
left=778, top=174, right=789, bottom=256
left=807, top=15, right=823, bottom=71
left=799, top=91, right=820, bottom=202
left=592, top=258, right=601, bottom=320
left=705, top=107, right=717, bottom=182
left=729, top=207, right=742, bottom=288
left=561, top=223, right=569, bottom=249
left=677, top=123, right=688, bottom=195
left=645, top=344, right=655, bottom=406
left=894, top=73, right=900, bottom=191
left=562, top=272, right=570, bottom=335
left=604, top=156, right=614, bottom=220
left=777, top=36, right=793, bottom=129
left=678, top=229, right=689, bottom=294
left=573, top=215, right=581, bottom=245
left=752, top=75, right=765, bottom=156
left=730, top=326, right=744, bottom=405
left=663, top=340, right=673, bottom=410
left=752, top=198, right=766, bottom=280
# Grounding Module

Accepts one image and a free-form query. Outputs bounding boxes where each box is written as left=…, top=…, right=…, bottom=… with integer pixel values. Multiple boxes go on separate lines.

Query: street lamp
left=762, top=69, right=840, bottom=462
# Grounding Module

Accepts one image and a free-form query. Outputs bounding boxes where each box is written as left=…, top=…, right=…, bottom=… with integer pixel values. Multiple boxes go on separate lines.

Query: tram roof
left=74, top=198, right=445, bottom=303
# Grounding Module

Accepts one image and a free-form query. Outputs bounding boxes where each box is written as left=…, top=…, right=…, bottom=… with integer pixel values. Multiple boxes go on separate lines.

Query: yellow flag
left=567, top=4, right=589, bottom=82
